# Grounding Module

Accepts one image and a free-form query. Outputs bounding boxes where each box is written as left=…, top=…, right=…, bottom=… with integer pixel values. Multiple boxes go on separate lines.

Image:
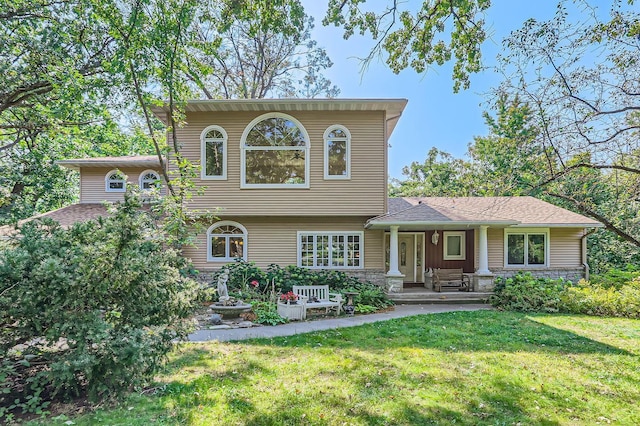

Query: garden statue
left=217, top=269, right=230, bottom=303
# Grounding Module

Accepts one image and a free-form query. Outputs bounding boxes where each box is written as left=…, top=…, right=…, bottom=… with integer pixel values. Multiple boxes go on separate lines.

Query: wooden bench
left=433, top=268, right=472, bottom=292
left=292, top=285, right=343, bottom=317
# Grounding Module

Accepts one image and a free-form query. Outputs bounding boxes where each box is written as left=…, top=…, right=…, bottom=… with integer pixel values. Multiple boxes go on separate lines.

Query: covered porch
left=365, top=198, right=519, bottom=293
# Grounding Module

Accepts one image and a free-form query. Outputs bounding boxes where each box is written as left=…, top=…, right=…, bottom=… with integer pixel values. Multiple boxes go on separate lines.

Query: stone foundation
left=385, top=275, right=405, bottom=293
left=491, top=267, right=586, bottom=283
left=344, top=269, right=386, bottom=287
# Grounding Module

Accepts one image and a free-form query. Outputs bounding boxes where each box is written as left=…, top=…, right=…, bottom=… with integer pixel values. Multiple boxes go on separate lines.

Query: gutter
left=581, top=228, right=598, bottom=281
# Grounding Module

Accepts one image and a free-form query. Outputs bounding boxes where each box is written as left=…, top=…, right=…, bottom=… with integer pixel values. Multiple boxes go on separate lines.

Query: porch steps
left=387, top=290, right=493, bottom=304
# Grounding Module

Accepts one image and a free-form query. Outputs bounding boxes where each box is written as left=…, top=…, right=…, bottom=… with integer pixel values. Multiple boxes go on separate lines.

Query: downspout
left=581, top=228, right=598, bottom=281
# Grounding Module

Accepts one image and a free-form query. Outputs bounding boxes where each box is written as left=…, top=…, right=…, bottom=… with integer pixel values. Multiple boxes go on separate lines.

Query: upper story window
left=139, top=170, right=161, bottom=190
left=207, top=221, right=247, bottom=262
left=241, top=113, right=310, bottom=188
left=324, top=125, right=351, bottom=179
left=443, top=231, right=466, bottom=261
left=105, top=170, right=126, bottom=192
left=201, top=125, right=227, bottom=180
left=504, top=228, right=549, bottom=267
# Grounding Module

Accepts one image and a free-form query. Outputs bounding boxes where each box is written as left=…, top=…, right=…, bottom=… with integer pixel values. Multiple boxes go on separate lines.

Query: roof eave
left=365, top=220, right=520, bottom=229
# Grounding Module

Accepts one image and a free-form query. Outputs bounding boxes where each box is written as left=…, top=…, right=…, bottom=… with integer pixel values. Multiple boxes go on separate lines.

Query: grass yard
left=33, top=311, right=639, bottom=425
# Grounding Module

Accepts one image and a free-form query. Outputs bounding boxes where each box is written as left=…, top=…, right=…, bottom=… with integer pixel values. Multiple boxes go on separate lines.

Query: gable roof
left=56, top=155, right=162, bottom=171
left=150, top=98, right=408, bottom=137
left=366, top=197, right=603, bottom=229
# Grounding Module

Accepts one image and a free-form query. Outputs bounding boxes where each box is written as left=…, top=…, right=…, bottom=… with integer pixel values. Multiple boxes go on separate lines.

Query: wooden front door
left=398, top=234, right=415, bottom=282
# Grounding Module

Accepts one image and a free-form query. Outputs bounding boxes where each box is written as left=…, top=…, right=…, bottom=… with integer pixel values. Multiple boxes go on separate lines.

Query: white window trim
left=504, top=227, right=550, bottom=268
left=207, top=221, right=248, bottom=262
left=297, top=231, right=364, bottom=269
left=201, top=125, right=228, bottom=180
left=105, top=169, right=126, bottom=193
left=138, top=169, right=160, bottom=190
left=240, top=112, right=310, bottom=189
left=443, top=231, right=466, bottom=261
left=323, top=124, right=351, bottom=180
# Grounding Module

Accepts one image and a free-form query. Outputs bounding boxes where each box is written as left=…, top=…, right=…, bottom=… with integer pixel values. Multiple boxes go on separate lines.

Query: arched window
left=105, top=170, right=126, bottom=192
left=207, top=221, right=248, bottom=262
left=241, top=113, right=310, bottom=188
left=323, top=125, right=351, bottom=179
left=139, top=170, right=161, bottom=190
left=201, top=125, right=227, bottom=179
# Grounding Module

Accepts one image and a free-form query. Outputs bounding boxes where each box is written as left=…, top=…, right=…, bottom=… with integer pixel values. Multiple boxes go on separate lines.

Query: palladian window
left=324, top=125, right=351, bottom=179
left=207, top=221, right=247, bottom=262
left=201, top=125, right=227, bottom=179
left=241, top=113, right=309, bottom=188
left=105, top=170, right=126, bottom=192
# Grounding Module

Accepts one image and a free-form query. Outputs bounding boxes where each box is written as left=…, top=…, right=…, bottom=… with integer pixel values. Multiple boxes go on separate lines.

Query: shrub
left=488, top=272, right=569, bottom=313
left=0, top=193, right=198, bottom=418
left=250, top=302, right=287, bottom=325
left=218, top=262, right=394, bottom=310
left=562, top=278, right=640, bottom=318
left=589, top=265, right=640, bottom=290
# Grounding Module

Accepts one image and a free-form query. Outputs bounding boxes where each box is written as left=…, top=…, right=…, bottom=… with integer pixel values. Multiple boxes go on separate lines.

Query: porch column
left=387, top=225, right=402, bottom=276
left=477, top=225, right=490, bottom=275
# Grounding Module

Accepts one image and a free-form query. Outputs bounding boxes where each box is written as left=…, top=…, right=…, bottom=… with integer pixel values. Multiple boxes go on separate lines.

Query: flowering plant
left=250, top=280, right=259, bottom=287
left=279, top=291, right=298, bottom=303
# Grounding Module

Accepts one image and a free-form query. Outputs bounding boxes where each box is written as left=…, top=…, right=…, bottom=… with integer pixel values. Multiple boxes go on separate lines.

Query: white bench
left=292, top=285, right=343, bottom=317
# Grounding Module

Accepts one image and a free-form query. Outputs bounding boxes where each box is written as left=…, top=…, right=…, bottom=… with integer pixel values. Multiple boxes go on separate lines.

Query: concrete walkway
left=188, top=303, right=491, bottom=342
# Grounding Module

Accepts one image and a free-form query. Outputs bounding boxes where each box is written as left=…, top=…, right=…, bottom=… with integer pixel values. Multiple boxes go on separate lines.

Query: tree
left=0, top=190, right=197, bottom=416
left=496, top=0, right=640, bottom=248
left=323, top=0, right=490, bottom=92
left=193, top=10, right=339, bottom=99
left=389, top=147, right=471, bottom=197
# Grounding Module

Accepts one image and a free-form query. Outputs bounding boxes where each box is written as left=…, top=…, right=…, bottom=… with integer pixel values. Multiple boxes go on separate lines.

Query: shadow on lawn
left=234, top=310, right=632, bottom=356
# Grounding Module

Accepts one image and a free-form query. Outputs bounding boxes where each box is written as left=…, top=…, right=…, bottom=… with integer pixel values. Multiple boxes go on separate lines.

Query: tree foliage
left=323, top=0, right=490, bottom=92
left=0, top=191, right=197, bottom=417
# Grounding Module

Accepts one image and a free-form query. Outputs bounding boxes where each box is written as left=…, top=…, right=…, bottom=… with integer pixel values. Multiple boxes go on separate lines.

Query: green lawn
left=37, top=311, right=639, bottom=425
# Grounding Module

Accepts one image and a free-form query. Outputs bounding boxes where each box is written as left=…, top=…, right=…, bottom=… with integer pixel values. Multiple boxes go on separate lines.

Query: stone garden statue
left=217, top=269, right=230, bottom=304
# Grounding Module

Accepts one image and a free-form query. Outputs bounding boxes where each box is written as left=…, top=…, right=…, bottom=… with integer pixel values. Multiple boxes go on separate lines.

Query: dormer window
left=241, top=113, right=310, bottom=188
left=201, top=125, right=227, bottom=180
left=324, top=125, right=351, bottom=179
left=139, top=170, right=160, bottom=190
left=105, top=170, right=126, bottom=192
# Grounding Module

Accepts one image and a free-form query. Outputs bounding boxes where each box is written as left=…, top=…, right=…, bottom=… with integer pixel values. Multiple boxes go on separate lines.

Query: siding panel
left=182, top=216, right=383, bottom=271
left=169, top=111, right=386, bottom=216
left=80, top=167, right=155, bottom=203
left=550, top=228, right=583, bottom=267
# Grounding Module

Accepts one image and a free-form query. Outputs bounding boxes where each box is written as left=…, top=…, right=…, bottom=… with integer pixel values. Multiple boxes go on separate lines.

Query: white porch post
left=478, top=225, right=490, bottom=274
left=388, top=225, right=402, bottom=276
left=385, top=225, right=404, bottom=293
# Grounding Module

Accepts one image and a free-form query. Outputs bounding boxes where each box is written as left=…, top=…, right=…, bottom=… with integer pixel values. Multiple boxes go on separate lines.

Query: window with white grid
left=297, top=232, right=363, bottom=269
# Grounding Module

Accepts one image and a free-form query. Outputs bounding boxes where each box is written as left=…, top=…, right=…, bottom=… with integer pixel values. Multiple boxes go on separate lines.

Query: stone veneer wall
left=344, top=269, right=386, bottom=287
left=491, top=267, right=586, bottom=283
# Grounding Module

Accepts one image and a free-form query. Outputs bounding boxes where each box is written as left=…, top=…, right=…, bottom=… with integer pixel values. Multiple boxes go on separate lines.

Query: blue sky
left=301, top=0, right=607, bottom=179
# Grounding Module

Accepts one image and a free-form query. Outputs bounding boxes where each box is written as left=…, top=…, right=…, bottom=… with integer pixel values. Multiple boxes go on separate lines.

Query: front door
left=398, top=235, right=415, bottom=282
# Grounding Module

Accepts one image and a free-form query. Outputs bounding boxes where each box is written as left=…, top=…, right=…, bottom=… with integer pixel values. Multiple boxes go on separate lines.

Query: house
left=5, top=99, right=602, bottom=291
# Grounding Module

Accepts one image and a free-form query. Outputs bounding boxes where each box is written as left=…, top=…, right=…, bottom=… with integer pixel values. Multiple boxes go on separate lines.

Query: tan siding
left=550, top=228, right=583, bottom=267
left=80, top=167, right=156, bottom=203
left=169, top=111, right=386, bottom=216
left=182, top=216, right=383, bottom=271
left=487, top=228, right=504, bottom=269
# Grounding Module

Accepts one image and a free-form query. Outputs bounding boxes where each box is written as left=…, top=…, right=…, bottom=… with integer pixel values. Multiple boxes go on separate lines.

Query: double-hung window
left=505, top=228, right=549, bottom=267
left=298, top=232, right=363, bottom=269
